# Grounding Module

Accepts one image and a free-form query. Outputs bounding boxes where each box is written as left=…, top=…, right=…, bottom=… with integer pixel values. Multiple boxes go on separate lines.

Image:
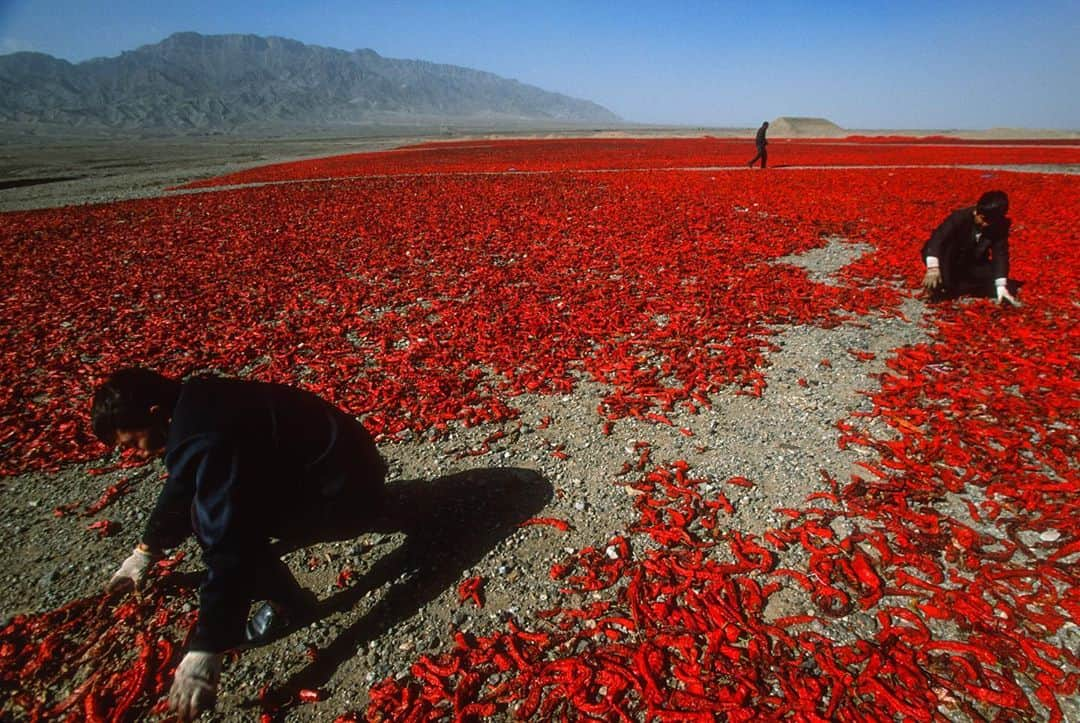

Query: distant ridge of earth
left=0, top=32, right=621, bottom=132
left=765, top=117, right=1078, bottom=140
left=768, top=117, right=845, bottom=137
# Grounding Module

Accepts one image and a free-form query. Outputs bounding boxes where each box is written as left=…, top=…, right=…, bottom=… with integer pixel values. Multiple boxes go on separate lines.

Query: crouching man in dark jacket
left=920, top=189, right=1020, bottom=305
left=93, top=368, right=387, bottom=720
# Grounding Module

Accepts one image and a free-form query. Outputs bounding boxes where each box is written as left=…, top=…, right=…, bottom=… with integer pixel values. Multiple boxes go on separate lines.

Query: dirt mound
left=769, top=116, right=845, bottom=138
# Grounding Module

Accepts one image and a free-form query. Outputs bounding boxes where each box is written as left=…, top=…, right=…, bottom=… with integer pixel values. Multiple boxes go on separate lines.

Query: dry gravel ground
left=1, top=134, right=1077, bottom=721
left=0, top=126, right=756, bottom=212
left=0, top=272, right=930, bottom=719
left=0, top=133, right=410, bottom=212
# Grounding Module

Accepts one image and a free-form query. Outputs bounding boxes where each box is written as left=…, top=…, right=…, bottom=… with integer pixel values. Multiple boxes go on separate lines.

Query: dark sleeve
left=923, top=211, right=962, bottom=259
left=991, top=221, right=1010, bottom=279
left=141, top=474, right=193, bottom=551
left=183, top=441, right=261, bottom=653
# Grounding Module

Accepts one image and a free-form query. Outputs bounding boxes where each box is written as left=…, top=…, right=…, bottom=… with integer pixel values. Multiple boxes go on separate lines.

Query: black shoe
left=245, top=601, right=291, bottom=645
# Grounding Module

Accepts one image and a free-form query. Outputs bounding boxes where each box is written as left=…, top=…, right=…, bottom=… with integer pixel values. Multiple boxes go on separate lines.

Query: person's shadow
left=254, top=466, right=553, bottom=711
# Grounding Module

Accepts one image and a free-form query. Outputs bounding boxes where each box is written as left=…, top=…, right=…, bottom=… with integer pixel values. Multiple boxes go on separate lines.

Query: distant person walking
left=747, top=121, right=769, bottom=168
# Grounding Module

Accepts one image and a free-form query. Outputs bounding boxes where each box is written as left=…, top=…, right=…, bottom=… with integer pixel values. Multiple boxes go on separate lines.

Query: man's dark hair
left=91, top=367, right=181, bottom=444
left=976, top=190, right=1009, bottom=221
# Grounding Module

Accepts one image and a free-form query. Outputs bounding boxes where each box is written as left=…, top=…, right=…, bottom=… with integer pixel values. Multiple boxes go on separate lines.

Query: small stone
left=1039, top=529, right=1062, bottom=542
left=38, top=569, right=58, bottom=589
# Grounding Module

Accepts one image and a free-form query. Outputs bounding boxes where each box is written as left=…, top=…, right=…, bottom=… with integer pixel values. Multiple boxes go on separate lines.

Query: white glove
left=168, top=651, right=223, bottom=721
left=106, top=545, right=157, bottom=593
left=921, top=267, right=942, bottom=291
left=995, top=279, right=1020, bottom=307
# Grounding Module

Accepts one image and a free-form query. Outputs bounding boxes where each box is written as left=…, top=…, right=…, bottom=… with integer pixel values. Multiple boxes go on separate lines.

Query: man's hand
left=995, top=284, right=1021, bottom=307
left=168, top=651, right=223, bottom=721
left=106, top=545, right=156, bottom=593
left=921, top=267, right=942, bottom=291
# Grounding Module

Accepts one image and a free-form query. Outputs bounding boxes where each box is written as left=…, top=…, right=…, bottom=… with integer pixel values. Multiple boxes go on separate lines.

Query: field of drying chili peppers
left=1, top=137, right=1078, bottom=722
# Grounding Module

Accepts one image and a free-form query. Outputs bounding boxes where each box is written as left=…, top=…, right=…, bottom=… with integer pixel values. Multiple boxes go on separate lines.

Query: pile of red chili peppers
left=0, top=556, right=194, bottom=721
left=176, top=137, right=1080, bottom=188
left=0, top=138, right=1077, bottom=720
left=367, top=444, right=1077, bottom=720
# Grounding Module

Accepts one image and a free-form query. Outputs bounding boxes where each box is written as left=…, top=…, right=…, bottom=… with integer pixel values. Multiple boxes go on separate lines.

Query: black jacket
left=755, top=124, right=768, bottom=147
left=142, top=376, right=385, bottom=651
left=921, top=206, right=1010, bottom=280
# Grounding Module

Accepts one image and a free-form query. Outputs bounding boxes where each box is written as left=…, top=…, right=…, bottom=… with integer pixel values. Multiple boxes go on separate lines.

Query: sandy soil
left=0, top=133, right=412, bottom=212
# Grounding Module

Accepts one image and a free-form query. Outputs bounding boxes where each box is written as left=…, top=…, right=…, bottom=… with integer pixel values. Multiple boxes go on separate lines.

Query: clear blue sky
left=1, top=0, right=1077, bottom=129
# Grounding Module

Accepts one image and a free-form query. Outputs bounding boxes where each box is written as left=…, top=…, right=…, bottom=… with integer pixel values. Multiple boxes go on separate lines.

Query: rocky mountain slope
left=0, top=32, right=620, bottom=130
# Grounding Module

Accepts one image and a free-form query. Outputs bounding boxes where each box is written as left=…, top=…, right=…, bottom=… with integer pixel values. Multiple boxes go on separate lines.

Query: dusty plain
left=1, top=124, right=1078, bottom=721
left=3, top=122, right=1077, bottom=212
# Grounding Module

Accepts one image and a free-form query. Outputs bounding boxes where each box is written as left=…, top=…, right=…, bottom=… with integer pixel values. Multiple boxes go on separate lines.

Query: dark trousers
left=253, top=455, right=387, bottom=609
left=922, top=251, right=997, bottom=300
left=748, top=144, right=767, bottom=168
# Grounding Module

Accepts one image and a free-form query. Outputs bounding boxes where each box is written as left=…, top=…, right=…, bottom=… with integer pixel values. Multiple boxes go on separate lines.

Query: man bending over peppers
left=92, top=368, right=387, bottom=720
left=920, top=189, right=1020, bottom=306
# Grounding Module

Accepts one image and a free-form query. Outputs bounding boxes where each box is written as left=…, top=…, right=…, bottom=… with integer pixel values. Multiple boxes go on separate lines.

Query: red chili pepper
left=86, top=519, right=119, bottom=538
left=83, top=478, right=134, bottom=516
left=457, top=576, right=485, bottom=608
left=520, top=517, right=572, bottom=532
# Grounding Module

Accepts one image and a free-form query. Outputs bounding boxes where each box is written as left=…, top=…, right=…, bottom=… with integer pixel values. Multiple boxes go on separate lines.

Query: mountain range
left=0, top=32, right=620, bottom=132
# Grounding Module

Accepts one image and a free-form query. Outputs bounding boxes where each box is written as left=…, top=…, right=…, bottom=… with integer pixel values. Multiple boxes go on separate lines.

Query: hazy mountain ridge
left=0, top=32, right=620, bottom=130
